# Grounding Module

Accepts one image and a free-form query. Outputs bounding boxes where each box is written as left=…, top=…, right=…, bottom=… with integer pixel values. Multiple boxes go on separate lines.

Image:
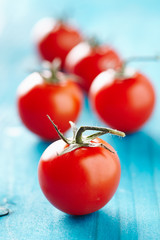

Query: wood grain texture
left=0, top=0, right=160, bottom=239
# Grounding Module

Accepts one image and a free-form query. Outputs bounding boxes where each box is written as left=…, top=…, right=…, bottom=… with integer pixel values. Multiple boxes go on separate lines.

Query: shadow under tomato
left=105, top=129, right=160, bottom=172
left=56, top=206, right=139, bottom=240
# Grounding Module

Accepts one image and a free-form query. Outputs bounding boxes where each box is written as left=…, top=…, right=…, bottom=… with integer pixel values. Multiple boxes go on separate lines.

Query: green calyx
left=40, top=59, right=61, bottom=84
left=47, top=115, right=125, bottom=155
left=88, top=36, right=100, bottom=48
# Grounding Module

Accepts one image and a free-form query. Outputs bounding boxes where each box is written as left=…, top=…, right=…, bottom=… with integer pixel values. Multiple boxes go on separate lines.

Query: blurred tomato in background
left=32, top=17, right=83, bottom=68
left=64, top=41, right=121, bottom=91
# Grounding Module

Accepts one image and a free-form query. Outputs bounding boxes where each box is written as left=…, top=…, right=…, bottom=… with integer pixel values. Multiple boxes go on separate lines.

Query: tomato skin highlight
left=38, top=138, right=121, bottom=215
left=33, top=18, right=82, bottom=68
left=17, top=72, right=83, bottom=141
left=89, top=69, right=155, bottom=133
left=64, top=42, right=121, bottom=92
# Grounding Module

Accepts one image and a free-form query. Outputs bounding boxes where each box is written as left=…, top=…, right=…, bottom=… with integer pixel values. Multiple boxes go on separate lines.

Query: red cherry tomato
left=89, top=68, right=155, bottom=133
left=33, top=18, right=83, bottom=68
left=64, top=41, right=121, bottom=92
left=38, top=121, right=124, bottom=215
left=17, top=70, right=83, bottom=141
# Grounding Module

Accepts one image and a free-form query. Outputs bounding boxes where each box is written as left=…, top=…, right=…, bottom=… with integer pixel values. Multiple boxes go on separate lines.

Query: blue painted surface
left=0, top=0, right=160, bottom=239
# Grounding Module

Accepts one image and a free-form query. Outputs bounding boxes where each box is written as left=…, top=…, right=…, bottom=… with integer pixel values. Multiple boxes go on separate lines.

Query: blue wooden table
left=0, top=0, right=160, bottom=239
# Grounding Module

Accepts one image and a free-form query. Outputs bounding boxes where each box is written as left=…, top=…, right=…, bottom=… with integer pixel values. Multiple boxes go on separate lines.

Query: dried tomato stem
left=47, top=115, right=71, bottom=144
left=117, top=55, right=160, bottom=79
left=75, top=126, right=125, bottom=144
left=123, top=55, right=160, bottom=67
left=47, top=116, right=125, bottom=154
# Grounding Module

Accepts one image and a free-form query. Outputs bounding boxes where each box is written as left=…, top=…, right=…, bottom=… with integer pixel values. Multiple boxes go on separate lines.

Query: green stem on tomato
left=117, top=54, right=160, bottom=79
left=122, top=55, right=160, bottom=70
left=47, top=115, right=71, bottom=144
left=87, top=36, right=100, bottom=48
left=47, top=116, right=125, bottom=155
left=41, top=59, right=61, bottom=84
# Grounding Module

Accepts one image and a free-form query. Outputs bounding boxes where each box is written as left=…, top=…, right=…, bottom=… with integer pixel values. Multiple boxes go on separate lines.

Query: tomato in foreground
left=17, top=61, right=83, bottom=141
left=33, top=18, right=83, bottom=68
left=89, top=67, right=155, bottom=133
left=64, top=41, right=121, bottom=92
left=38, top=118, right=125, bottom=215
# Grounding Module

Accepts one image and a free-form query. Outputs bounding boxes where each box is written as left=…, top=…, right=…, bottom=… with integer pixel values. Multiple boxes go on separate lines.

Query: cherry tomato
left=38, top=121, right=124, bottom=215
left=17, top=66, right=83, bottom=141
left=33, top=18, right=83, bottom=68
left=64, top=41, right=121, bottom=92
left=89, top=68, right=155, bottom=133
